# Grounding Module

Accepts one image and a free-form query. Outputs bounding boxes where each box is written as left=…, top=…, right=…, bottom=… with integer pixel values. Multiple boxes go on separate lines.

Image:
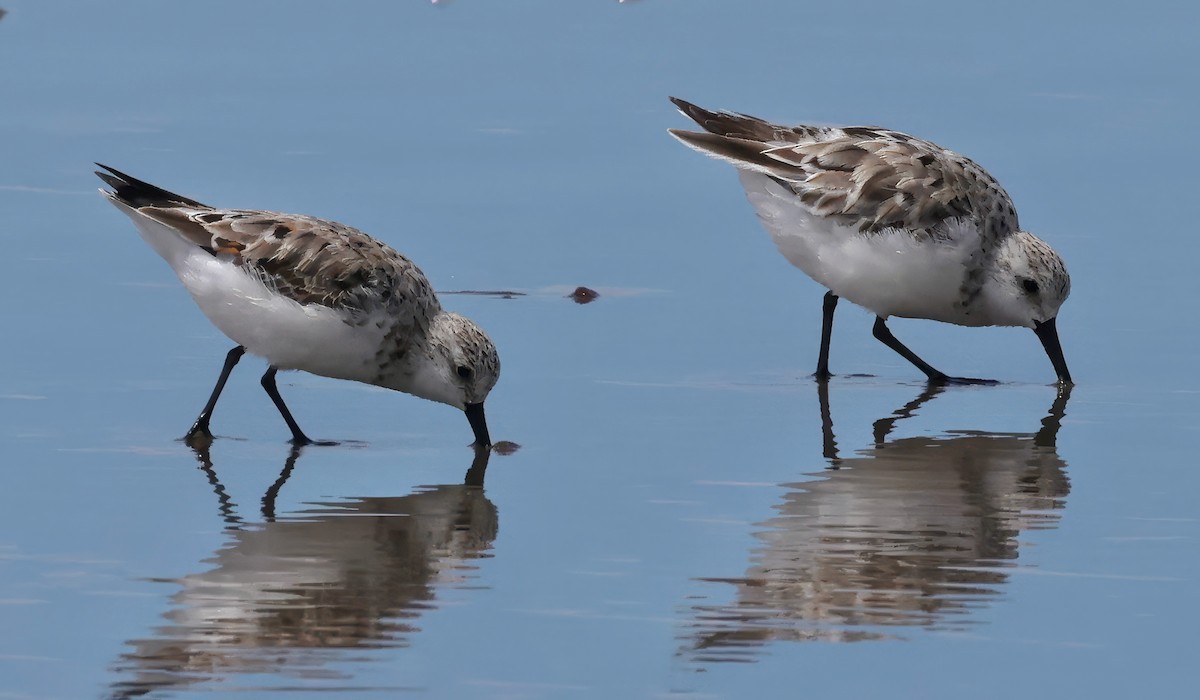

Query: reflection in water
left=109, top=444, right=497, bottom=698
left=687, top=385, right=1071, bottom=659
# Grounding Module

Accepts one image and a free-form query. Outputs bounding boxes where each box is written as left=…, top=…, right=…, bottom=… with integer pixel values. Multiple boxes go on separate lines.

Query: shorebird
left=668, top=97, right=1071, bottom=385
left=97, top=165, right=499, bottom=446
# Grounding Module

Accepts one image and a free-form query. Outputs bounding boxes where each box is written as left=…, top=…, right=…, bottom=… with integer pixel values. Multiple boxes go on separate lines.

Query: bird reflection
left=108, top=442, right=497, bottom=698
left=687, top=384, right=1071, bottom=659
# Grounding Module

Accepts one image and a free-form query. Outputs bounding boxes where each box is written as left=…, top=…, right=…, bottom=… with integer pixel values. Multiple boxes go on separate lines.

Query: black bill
left=464, top=401, right=491, bottom=447
left=1033, top=317, right=1072, bottom=385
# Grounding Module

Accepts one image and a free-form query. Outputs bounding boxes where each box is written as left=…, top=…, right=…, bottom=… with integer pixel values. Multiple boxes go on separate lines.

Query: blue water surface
left=1, top=1, right=1197, bottom=698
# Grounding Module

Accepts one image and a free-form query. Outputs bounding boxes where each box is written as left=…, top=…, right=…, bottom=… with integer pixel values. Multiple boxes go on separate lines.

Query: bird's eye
left=456, top=365, right=473, bottom=380
left=1022, top=279, right=1040, bottom=294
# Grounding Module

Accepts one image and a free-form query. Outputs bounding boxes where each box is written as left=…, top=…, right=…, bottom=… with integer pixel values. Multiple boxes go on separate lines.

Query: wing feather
left=95, top=165, right=437, bottom=322
left=180, top=211, right=439, bottom=321
left=669, top=98, right=1018, bottom=237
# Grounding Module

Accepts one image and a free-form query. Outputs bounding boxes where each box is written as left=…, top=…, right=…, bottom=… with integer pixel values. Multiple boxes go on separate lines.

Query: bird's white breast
left=738, top=171, right=985, bottom=325
left=175, top=250, right=389, bottom=381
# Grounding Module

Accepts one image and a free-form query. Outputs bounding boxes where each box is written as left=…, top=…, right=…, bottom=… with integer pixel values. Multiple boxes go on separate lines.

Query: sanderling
left=97, top=165, right=499, bottom=446
left=668, top=97, right=1071, bottom=385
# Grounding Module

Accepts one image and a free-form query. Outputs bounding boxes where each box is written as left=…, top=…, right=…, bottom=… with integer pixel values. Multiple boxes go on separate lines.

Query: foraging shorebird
left=97, top=165, right=499, bottom=446
left=668, top=97, right=1071, bottom=385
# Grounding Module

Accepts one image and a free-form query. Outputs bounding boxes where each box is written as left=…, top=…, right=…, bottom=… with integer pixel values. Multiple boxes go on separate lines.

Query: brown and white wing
left=668, top=98, right=1019, bottom=237
left=96, top=164, right=438, bottom=321
left=181, top=211, right=438, bottom=317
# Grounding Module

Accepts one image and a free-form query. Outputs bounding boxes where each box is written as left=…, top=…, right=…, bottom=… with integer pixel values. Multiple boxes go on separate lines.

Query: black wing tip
left=669, top=95, right=715, bottom=113
left=668, top=96, right=754, bottom=138
left=93, top=163, right=147, bottom=191
left=94, top=162, right=134, bottom=185
left=94, top=163, right=128, bottom=193
left=92, top=163, right=209, bottom=209
left=669, top=96, right=713, bottom=125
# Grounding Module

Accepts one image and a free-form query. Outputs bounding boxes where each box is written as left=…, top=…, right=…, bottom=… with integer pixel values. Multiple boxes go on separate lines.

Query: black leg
left=260, top=366, right=322, bottom=445
left=814, top=291, right=838, bottom=380
left=871, top=317, right=997, bottom=385
left=184, top=345, right=246, bottom=444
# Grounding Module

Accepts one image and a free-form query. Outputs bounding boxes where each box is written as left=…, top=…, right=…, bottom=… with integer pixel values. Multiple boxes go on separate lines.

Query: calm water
left=2, top=1, right=1198, bottom=698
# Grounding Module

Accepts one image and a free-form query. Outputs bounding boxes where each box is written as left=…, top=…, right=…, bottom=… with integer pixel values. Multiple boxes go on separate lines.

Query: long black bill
left=1033, top=317, right=1072, bottom=385
left=464, top=402, right=491, bottom=447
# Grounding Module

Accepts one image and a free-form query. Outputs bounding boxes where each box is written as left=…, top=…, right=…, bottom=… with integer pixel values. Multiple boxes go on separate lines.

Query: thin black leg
left=871, top=317, right=996, bottom=385
left=184, top=345, right=246, bottom=444
left=814, top=291, right=838, bottom=380
left=872, top=317, right=946, bottom=381
left=260, top=366, right=318, bottom=445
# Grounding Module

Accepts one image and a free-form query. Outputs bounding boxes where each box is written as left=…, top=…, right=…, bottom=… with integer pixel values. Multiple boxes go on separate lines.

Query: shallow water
left=2, top=1, right=1199, bottom=698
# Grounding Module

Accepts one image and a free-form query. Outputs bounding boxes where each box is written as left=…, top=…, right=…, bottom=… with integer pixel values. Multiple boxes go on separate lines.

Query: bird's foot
left=182, top=426, right=214, bottom=449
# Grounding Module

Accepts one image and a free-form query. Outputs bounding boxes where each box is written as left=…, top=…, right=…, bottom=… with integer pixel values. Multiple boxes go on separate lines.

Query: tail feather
left=670, top=96, right=780, bottom=142
left=668, top=97, right=830, bottom=180
left=96, top=165, right=216, bottom=265
left=95, top=163, right=211, bottom=209
left=669, top=96, right=820, bottom=144
left=669, top=128, right=800, bottom=180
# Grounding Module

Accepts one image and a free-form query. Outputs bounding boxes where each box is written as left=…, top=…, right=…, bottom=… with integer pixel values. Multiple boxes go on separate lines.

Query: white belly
left=738, top=171, right=983, bottom=325
left=174, top=249, right=388, bottom=381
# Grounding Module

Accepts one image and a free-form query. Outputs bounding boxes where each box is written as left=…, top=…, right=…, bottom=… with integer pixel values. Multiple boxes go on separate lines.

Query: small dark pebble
left=492, top=441, right=520, bottom=455
left=569, top=286, right=599, bottom=304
